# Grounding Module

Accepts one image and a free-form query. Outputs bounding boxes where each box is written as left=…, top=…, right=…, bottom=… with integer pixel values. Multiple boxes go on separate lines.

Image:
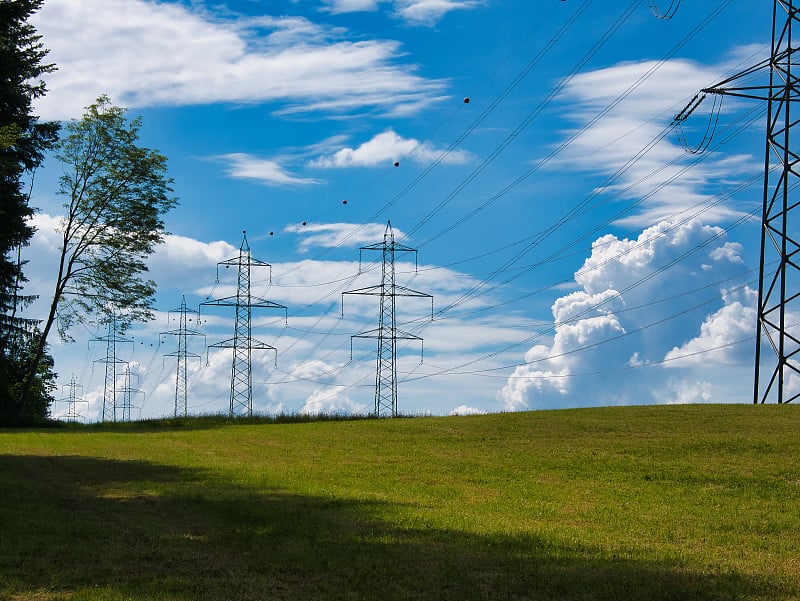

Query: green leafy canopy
left=54, top=95, right=178, bottom=336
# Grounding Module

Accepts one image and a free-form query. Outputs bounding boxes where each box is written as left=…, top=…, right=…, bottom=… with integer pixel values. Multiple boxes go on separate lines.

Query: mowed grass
left=0, top=404, right=798, bottom=600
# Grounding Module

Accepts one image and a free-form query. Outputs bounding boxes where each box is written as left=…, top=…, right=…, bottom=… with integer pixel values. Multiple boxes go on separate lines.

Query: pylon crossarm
left=359, top=241, right=417, bottom=253
left=208, top=338, right=276, bottom=351
left=343, top=285, right=384, bottom=296
left=392, top=285, right=433, bottom=298
left=201, top=295, right=240, bottom=307
left=705, top=88, right=774, bottom=101
left=392, top=328, right=424, bottom=342
left=248, top=297, right=286, bottom=310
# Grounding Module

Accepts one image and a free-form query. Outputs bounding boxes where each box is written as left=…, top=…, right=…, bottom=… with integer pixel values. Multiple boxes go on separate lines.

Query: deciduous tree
left=20, top=96, right=178, bottom=406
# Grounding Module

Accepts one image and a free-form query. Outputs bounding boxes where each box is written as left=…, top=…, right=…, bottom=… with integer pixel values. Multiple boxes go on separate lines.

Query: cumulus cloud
left=31, top=0, right=447, bottom=120
left=309, top=129, right=472, bottom=168
left=214, top=153, right=323, bottom=186
left=499, top=219, right=753, bottom=411
left=664, top=287, right=757, bottom=366
left=300, top=388, right=369, bottom=415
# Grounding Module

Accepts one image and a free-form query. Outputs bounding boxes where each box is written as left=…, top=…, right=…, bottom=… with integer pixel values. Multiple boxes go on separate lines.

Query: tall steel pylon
left=117, top=365, right=143, bottom=422
left=162, top=296, right=204, bottom=417
left=202, top=231, right=287, bottom=417
left=59, top=374, right=86, bottom=422
left=343, top=222, right=433, bottom=417
left=91, top=317, right=132, bottom=422
left=681, top=1, right=800, bottom=403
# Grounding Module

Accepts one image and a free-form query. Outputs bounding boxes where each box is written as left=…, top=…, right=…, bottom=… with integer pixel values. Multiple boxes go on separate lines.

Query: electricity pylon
left=679, top=1, right=800, bottom=403
left=162, top=295, right=204, bottom=417
left=91, top=317, right=132, bottom=422
left=59, top=375, right=86, bottom=422
left=343, top=221, right=433, bottom=417
left=117, top=365, right=144, bottom=422
left=202, top=231, right=287, bottom=417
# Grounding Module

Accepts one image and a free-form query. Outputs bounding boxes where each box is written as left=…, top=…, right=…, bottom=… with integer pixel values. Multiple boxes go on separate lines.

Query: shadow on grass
left=0, top=455, right=787, bottom=601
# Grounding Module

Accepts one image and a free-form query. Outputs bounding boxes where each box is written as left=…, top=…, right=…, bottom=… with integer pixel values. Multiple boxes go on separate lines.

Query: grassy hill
left=1, top=404, right=798, bottom=600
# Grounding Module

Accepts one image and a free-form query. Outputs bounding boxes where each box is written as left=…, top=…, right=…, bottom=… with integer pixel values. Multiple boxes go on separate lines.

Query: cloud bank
left=499, top=220, right=754, bottom=411
left=32, top=0, right=448, bottom=120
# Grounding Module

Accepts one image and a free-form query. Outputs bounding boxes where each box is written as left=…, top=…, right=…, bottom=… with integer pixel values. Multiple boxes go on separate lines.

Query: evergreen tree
left=0, top=0, right=60, bottom=423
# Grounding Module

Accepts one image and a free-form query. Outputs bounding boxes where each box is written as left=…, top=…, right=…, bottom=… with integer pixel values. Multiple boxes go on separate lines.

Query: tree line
left=1, top=0, right=177, bottom=425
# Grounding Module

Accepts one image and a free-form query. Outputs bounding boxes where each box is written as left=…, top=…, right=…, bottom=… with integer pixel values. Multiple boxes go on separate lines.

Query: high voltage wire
left=424, top=108, right=761, bottom=321
left=242, top=1, right=688, bottom=371
left=272, top=0, right=735, bottom=333
left=407, top=0, right=734, bottom=248
left=255, top=113, right=761, bottom=400
left=140, top=1, right=743, bottom=415
left=402, top=0, right=645, bottom=242
left=268, top=0, right=596, bottom=271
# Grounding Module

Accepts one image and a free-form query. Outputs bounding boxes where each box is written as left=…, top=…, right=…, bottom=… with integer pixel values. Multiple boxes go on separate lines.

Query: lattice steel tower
left=91, top=317, right=132, bottom=422
left=59, top=375, right=86, bottom=422
left=343, top=222, right=432, bottom=416
left=162, top=296, right=204, bottom=417
left=117, top=365, right=144, bottom=422
left=202, top=231, right=287, bottom=417
left=686, top=2, right=800, bottom=403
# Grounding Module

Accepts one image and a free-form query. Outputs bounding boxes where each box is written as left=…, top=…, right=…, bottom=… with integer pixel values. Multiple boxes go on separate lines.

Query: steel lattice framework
left=756, top=1, right=800, bottom=403
left=60, top=375, right=85, bottom=422
left=677, top=1, right=800, bottom=403
left=91, top=317, right=132, bottom=422
left=343, top=222, right=432, bottom=417
left=202, top=231, right=286, bottom=417
left=117, top=365, right=144, bottom=422
left=162, top=296, right=204, bottom=417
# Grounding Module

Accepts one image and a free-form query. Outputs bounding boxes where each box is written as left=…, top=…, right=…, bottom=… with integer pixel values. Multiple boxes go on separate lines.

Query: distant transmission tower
left=162, top=296, right=204, bottom=417
left=117, top=365, right=144, bottom=422
left=59, top=374, right=86, bottom=422
left=343, top=221, right=433, bottom=417
left=91, top=317, right=132, bottom=422
left=678, top=1, right=800, bottom=403
left=202, top=231, right=287, bottom=417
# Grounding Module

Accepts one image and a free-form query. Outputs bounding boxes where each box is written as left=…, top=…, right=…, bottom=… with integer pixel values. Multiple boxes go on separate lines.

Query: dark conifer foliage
left=0, top=0, right=59, bottom=424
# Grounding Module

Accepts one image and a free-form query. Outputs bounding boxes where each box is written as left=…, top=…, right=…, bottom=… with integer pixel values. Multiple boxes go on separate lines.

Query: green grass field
left=1, top=404, right=798, bottom=600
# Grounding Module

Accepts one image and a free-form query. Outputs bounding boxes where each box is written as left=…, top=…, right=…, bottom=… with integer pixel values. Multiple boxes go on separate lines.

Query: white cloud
left=284, top=221, right=405, bottom=251
left=395, top=0, right=482, bottom=26
left=300, top=388, right=369, bottom=415
left=664, top=287, right=757, bottom=366
left=21, top=218, right=553, bottom=420
left=321, top=0, right=482, bottom=25
left=498, top=219, right=754, bottom=410
left=449, top=404, right=485, bottom=416
left=556, top=56, right=760, bottom=226
left=666, top=378, right=712, bottom=405
left=31, top=0, right=447, bottom=120
left=309, top=129, right=471, bottom=168
left=323, top=0, right=382, bottom=13
left=214, top=153, right=323, bottom=186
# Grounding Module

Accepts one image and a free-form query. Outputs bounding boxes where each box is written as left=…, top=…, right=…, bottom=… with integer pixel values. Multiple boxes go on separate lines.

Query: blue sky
left=22, top=0, right=776, bottom=420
